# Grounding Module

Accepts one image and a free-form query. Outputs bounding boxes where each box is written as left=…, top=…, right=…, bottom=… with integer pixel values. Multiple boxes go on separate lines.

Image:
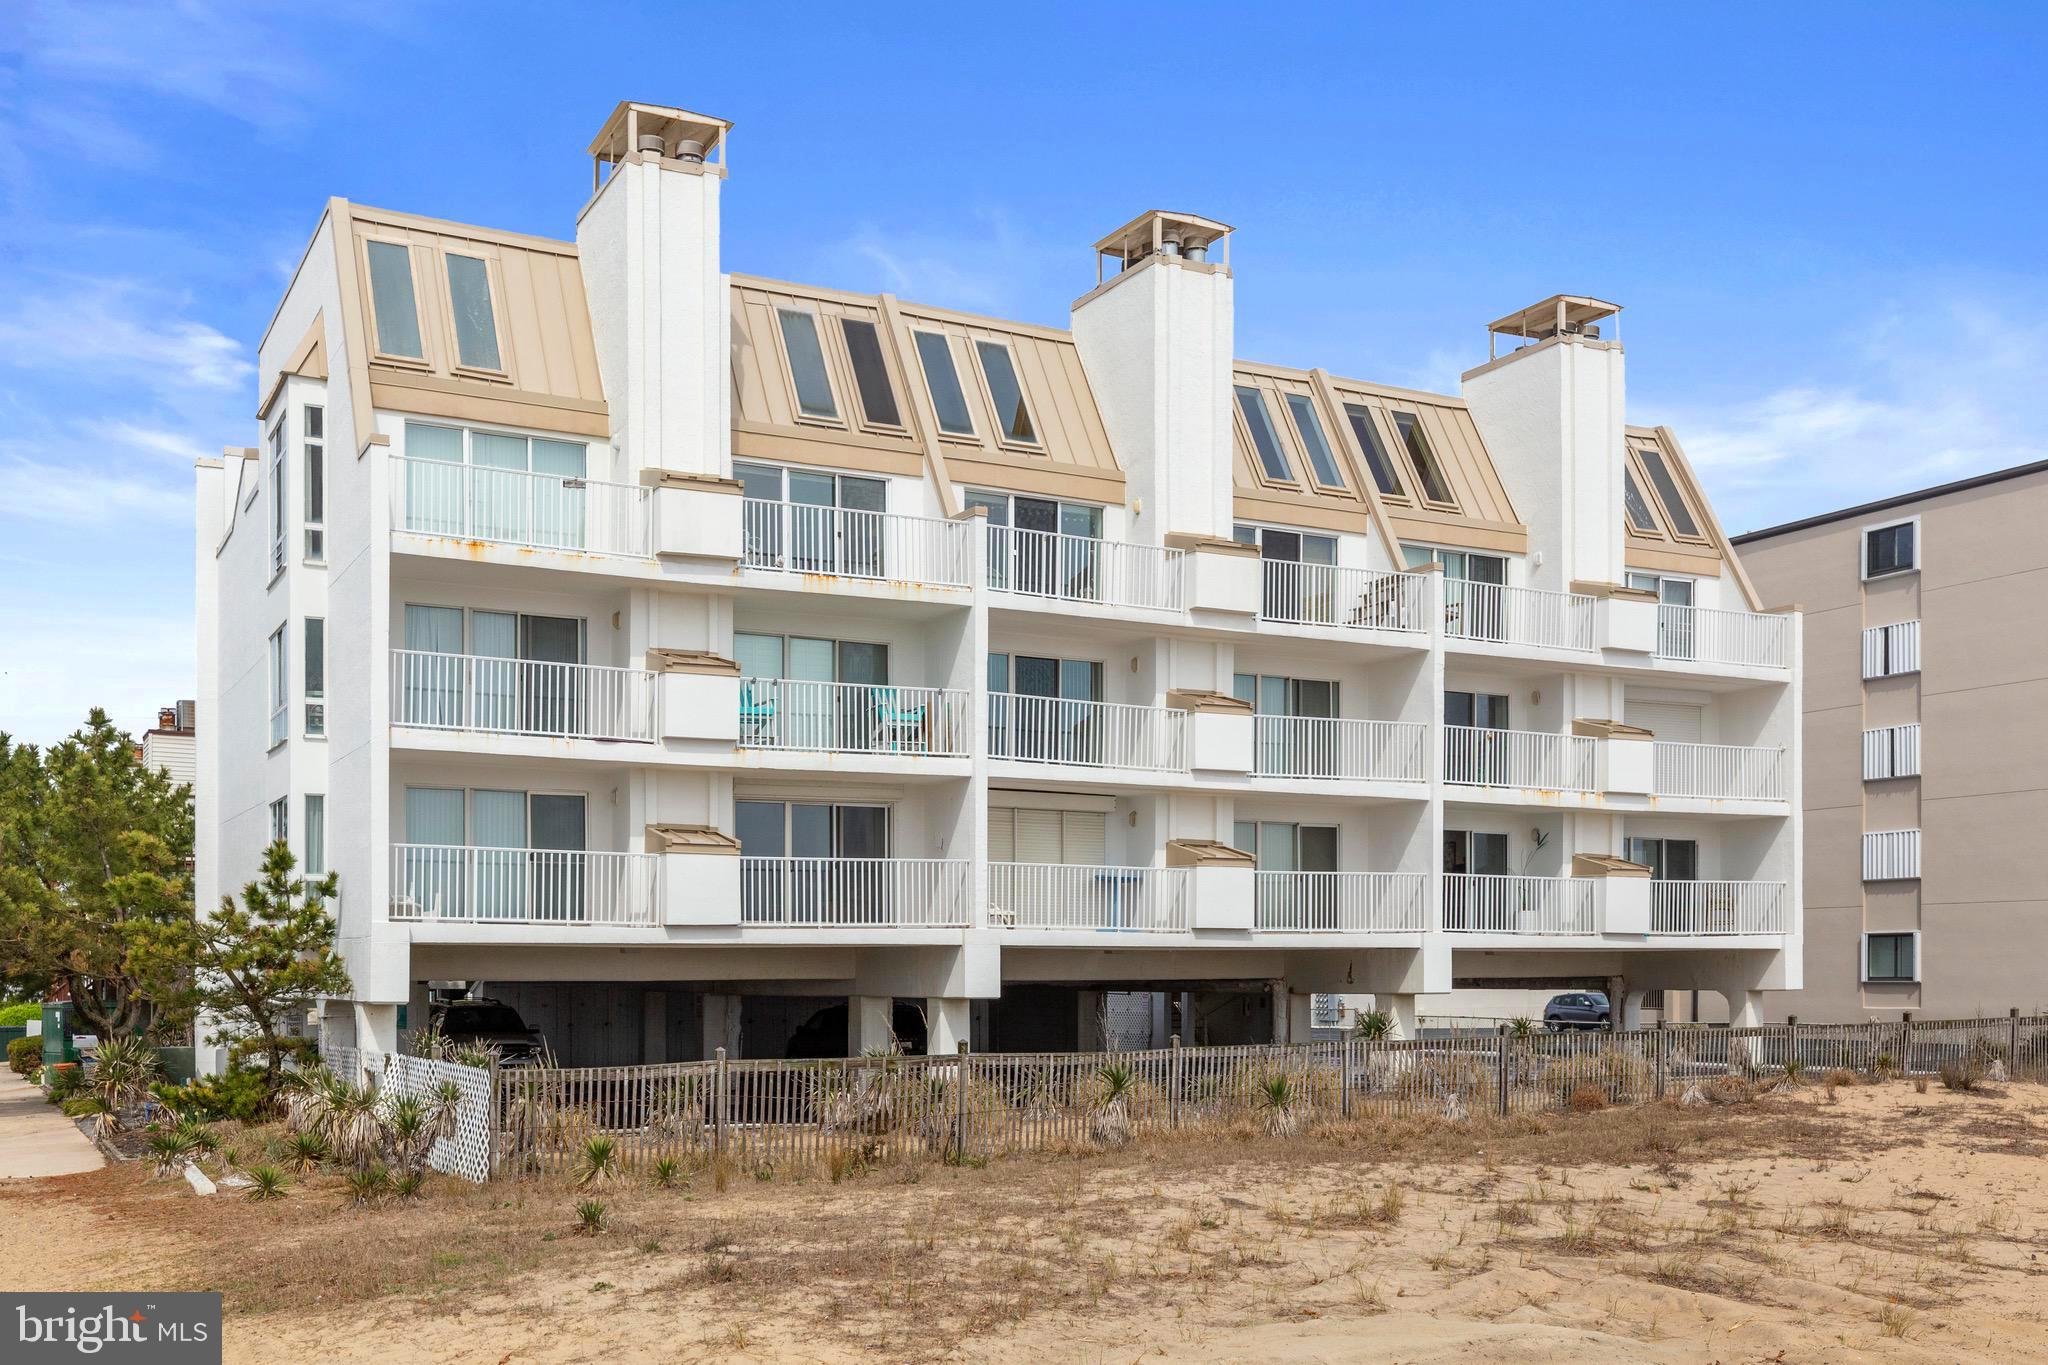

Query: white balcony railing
left=1442, top=874, right=1598, bottom=934
left=987, top=526, right=1186, bottom=612
left=1443, top=579, right=1596, bottom=652
left=1652, top=741, right=1790, bottom=801
left=1254, top=871, right=1429, bottom=932
left=988, top=692, right=1189, bottom=772
left=1444, top=725, right=1596, bottom=792
left=737, top=677, right=970, bottom=757
left=988, top=863, right=1191, bottom=932
left=1253, top=716, right=1427, bottom=782
left=390, top=649, right=657, bottom=742
left=739, top=857, right=969, bottom=927
left=389, top=457, right=652, bottom=558
left=1649, top=880, right=1789, bottom=935
left=1656, top=604, right=1794, bottom=669
left=1258, top=562, right=1430, bottom=633
left=389, top=845, right=660, bottom=926
left=740, top=498, right=973, bottom=587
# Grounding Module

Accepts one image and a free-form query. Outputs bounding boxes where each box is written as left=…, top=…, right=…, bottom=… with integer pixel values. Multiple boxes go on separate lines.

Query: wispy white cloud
left=0, top=277, right=252, bottom=391
left=823, top=210, right=1064, bottom=320
left=81, top=419, right=219, bottom=466
left=0, top=455, right=182, bottom=529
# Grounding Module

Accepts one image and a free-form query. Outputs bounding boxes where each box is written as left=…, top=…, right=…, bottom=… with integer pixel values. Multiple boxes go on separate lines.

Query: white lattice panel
left=378, top=1054, right=496, bottom=1182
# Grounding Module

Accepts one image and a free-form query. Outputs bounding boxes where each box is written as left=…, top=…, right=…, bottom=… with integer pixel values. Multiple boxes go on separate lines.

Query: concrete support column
left=926, top=998, right=969, bottom=1054
left=850, top=996, right=894, bottom=1055
left=1383, top=993, right=1419, bottom=1041
left=353, top=1002, right=400, bottom=1058
left=701, top=994, right=741, bottom=1059
left=1620, top=989, right=1649, bottom=1032
left=1076, top=991, right=1105, bottom=1051
left=1281, top=992, right=1315, bottom=1045
left=1727, top=989, right=1765, bottom=1029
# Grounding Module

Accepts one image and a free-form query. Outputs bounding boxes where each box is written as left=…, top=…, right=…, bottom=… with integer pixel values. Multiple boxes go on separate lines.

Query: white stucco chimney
left=1461, top=295, right=1626, bottom=591
left=1070, top=211, right=1235, bottom=542
left=576, top=102, right=733, bottom=480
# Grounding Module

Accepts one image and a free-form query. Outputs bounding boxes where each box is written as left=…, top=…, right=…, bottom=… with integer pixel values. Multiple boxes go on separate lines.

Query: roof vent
left=1090, top=210, right=1233, bottom=285
left=1485, top=295, right=1622, bottom=360
left=672, top=138, right=706, bottom=163
left=635, top=132, right=667, bottom=157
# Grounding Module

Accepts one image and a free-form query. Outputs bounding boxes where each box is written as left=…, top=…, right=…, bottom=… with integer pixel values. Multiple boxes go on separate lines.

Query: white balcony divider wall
left=1648, top=880, right=1788, bottom=935
left=740, top=498, right=973, bottom=587
left=1444, top=580, right=1596, bottom=651
left=390, top=455, right=653, bottom=558
left=1662, top=604, right=1794, bottom=668
left=1652, top=742, right=1790, bottom=800
left=1254, top=871, right=1429, bottom=932
left=988, top=863, right=1191, bottom=931
left=1253, top=716, right=1427, bottom=782
left=986, top=526, right=1185, bottom=611
left=1442, top=874, right=1598, bottom=934
left=389, top=845, right=659, bottom=926
left=738, top=857, right=970, bottom=927
left=1862, top=830, right=1922, bottom=881
left=1257, top=561, right=1429, bottom=632
left=736, top=677, right=970, bottom=757
left=988, top=692, right=1189, bottom=772
left=1444, top=726, right=1597, bottom=791
left=390, top=650, right=657, bottom=742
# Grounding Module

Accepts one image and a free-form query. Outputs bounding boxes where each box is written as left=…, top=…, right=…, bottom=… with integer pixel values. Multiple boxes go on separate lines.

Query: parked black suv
left=1542, top=991, right=1612, bottom=1030
left=429, top=997, right=545, bottom=1064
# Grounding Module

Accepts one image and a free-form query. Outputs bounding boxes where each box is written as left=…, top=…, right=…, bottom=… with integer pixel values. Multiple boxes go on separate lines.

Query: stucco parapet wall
left=1572, top=717, right=1655, bottom=740
left=1166, top=688, right=1252, bottom=715
left=639, top=469, right=742, bottom=493
left=1572, top=853, right=1651, bottom=878
left=1164, top=531, right=1259, bottom=558
left=1569, top=580, right=1658, bottom=602
left=645, top=648, right=739, bottom=675
left=1166, top=838, right=1255, bottom=868
left=645, top=824, right=741, bottom=855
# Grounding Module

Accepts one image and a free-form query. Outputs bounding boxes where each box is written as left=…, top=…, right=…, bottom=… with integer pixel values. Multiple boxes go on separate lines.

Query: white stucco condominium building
left=193, top=101, right=1803, bottom=1067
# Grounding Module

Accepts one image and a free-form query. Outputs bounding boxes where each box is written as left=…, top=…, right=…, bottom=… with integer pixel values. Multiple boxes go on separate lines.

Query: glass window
left=776, top=309, right=838, bottom=420
left=1865, top=522, right=1916, bottom=578
left=1623, top=465, right=1659, bottom=534
left=269, top=418, right=286, bottom=575
left=839, top=318, right=901, bottom=427
left=1391, top=412, right=1453, bottom=504
left=914, top=332, right=974, bottom=436
left=1865, top=933, right=1916, bottom=982
left=965, top=490, right=1008, bottom=525
left=1284, top=394, right=1343, bottom=486
left=267, top=626, right=287, bottom=748
left=1235, top=386, right=1293, bottom=482
left=975, top=341, right=1036, bottom=443
left=303, top=406, right=325, bottom=562
left=405, top=421, right=464, bottom=463
left=304, top=617, right=325, bottom=737
left=1343, top=404, right=1404, bottom=497
left=444, top=253, right=502, bottom=370
left=1401, top=543, right=1436, bottom=570
left=305, top=794, right=326, bottom=875
left=269, top=797, right=289, bottom=845
left=1635, top=444, right=1701, bottom=538
left=365, top=240, right=423, bottom=359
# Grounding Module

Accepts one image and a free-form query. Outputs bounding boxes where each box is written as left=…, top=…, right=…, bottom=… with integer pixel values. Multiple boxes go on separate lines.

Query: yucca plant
left=344, top=1162, right=391, bottom=1207
left=1353, top=1009, right=1394, bottom=1041
left=575, top=1134, right=620, bottom=1187
left=281, top=1064, right=339, bottom=1136
left=327, top=1082, right=385, bottom=1171
left=65, top=1038, right=162, bottom=1137
left=383, top=1094, right=434, bottom=1174
left=575, top=1199, right=608, bottom=1235
left=429, top=1080, right=464, bottom=1145
left=1257, top=1074, right=1301, bottom=1137
left=1508, top=1017, right=1536, bottom=1042
left=246, top=1165, right=288, bottom=1202
left=283, top=1131, right=329, bottom=1175
left=651, top=1156, right=681, bottom=1189
left=1090, top=1063, right=1135, bottom=1149
left=144, top=1126, right=202, bottom=1177
left=390, top=1169, right=427, bottom=1202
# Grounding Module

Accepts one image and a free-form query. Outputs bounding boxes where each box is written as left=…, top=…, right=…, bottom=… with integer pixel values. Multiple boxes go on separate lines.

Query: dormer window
left=1236, top=386, right=1294, bottom=482
left=444, top=253, right=502, bottom=372
left=1392, top=411, right=1453, bottom=505
left=1343, top=404, right=1405, bottom=497
left=364, top=240, right=423, bottom=360
left=839, top=318, right=901, bottom=427
left=1284, top=394, right=1343, bottom=487
left=913, top=332, right=974, bottom=437
left=776, top=309, right=839, bottom=420
left=975, top=341, right=1037, bottom=444
left=1623, top=466, right=1659, bottom=534
left=1634, top=443, right=1702, bottom=539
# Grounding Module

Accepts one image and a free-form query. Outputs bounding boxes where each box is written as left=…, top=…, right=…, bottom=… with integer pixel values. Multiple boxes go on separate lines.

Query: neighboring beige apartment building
left=139, top=700, right=198, bottom=792
left=1735, top=460, right=2048, bottom=1020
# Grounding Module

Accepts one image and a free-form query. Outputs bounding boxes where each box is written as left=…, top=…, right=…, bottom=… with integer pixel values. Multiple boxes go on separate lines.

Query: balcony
left=989, top=693, right=1188, bottom=773
left=1653, top=604, right=1794, bottom=669
left=739, top=857, right=969, bottom=928
left=389, top=845, right=659, bottom=926
left=737, top=678, right=970, bottom=757
left=1444, top=580, right=1596, bottom=652
left=1444, top=726, right=1596, bottom=792
left=987, top=527, right=1185, bottom=612
left=389, top=457, right=653, bottom=558
left=1257, top=562, right=1429, bottom=633
left=1252, top=716, right=1427, bottom=783
left=1254, top=871, right=1429, bottom=932
left=1442, top=874, right=1596, bottom=934
left=390, top=650, right=657, bottom=743
left=989, top=862, right=1191, bottom=932
left=740, top=498, right=973, bottom=588
left=1649, top=880, right=1789, bottom=935
left=1652, top=741, right=1790, bottom=801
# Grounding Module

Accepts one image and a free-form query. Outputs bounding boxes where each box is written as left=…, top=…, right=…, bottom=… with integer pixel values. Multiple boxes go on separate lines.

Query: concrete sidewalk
left=0, top=1067, right=104, bottom=1178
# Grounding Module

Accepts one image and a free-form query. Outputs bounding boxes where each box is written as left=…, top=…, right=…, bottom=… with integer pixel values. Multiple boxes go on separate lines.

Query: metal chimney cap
left=673, top=138, right=707, bottom=163
left=635, top=132, right=668, bottom=157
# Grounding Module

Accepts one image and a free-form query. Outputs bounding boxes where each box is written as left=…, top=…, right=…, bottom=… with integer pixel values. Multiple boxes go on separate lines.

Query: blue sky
left=2, top=2, right=2045, bottom=745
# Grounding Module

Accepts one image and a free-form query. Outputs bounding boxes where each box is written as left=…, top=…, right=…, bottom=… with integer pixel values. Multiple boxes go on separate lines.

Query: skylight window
left=1284, top=394, right=1343, bottom=486
left=1235, top=386, right=1294, bottom=482
left=1392, top=411, right=1453, bottom=505
left=975, top=341, right=1037, bottom=444
left=444, top=254, right=502, bottom=371
left=1343, top=404, right=1405, bottom=497
left=777, top=309, right=839, bottom=420
left=1635, top=444, right=1701, bottom=538
left=839, top=318, right=900, bottom=427
left=365, top=240, right=423, bottom=360
left=914, top=332, right=974, bottom=436
left=1623, top=465, right=1659, bottom=534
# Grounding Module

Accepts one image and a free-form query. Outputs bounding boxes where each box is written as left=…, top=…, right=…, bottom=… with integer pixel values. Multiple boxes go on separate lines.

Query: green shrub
left=154, top=1066, right=272, bottom=1123
left=44, top=1063, right=82, bottom=1103
left=8, top=1036, right=40, bottom=1077
left=0, top=1003, right=43, bottom=1029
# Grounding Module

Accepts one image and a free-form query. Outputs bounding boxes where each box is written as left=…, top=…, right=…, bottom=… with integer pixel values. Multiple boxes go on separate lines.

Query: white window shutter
left=1862, top=829, right=1921, bottom=881
left=1893, top=620, right=1920, bottom=674
left=1061, top=811, right=1107, bottom=865
left=1895, top=723, right=1921, bottom=776
left=1861, top=729, right=1892, bottom=780
left=1014, top=809, right=1064, bottom=864
left=1862, top=626, right=1885, bottom=679
left=987, top=808, right=1015, bottom=863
